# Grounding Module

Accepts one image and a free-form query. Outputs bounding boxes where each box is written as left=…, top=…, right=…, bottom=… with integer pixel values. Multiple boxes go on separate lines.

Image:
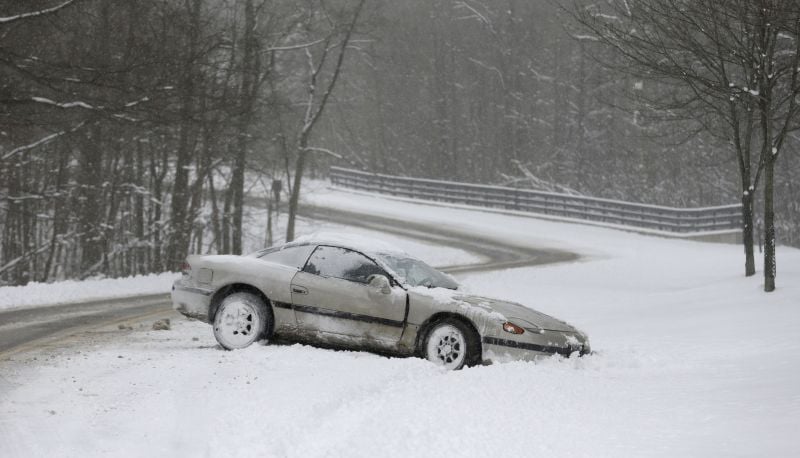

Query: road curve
left=0, top=204, right=578, bottom=358
left=297, top=204, right=578, bottom=274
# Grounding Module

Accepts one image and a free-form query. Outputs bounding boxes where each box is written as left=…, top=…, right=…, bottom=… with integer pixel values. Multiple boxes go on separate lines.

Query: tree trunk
left=741, top=190, right=756, bottom=277
left=763, top=154, right=776, bottom=292
left=207, top=173, right=221, bottom=254
left=230, top=0, right=259, bottom=254
left=285, top=148, right=306, bottom=242
left=149, top=146, right=168, bottom=272
left=78, top=125, right=104, bottom=275
left=222, top=174, right=232, bottom=254
left=41, top=143, right=69, bottom=282
left=266, top=197, right=273, bottom=247
left=166, top=0, right=201, bottom=268
left=134, top=141, right=145, bottom=274
left=230, top=147, right=246, bottom=254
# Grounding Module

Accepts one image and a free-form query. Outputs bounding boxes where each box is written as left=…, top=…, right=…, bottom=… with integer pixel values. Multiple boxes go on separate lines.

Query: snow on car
left=171, top=232, right=590, bottom=369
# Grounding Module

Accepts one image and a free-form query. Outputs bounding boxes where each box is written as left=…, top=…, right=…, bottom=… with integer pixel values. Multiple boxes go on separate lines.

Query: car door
left=290, top=245, right=407, bottom=348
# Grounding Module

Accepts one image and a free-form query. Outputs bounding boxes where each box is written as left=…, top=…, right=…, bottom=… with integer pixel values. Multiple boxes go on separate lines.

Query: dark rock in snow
left=152, top=319, right=171, bottom=331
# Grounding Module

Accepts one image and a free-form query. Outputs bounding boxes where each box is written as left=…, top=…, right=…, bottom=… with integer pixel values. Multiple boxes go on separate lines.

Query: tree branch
left=1, top=121, right=86, bottom=161
left=0, top=0, right=78, bottom=24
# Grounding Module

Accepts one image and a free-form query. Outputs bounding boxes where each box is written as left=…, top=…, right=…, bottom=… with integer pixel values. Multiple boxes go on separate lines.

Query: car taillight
left=502, top=322, right=525, bottom=334
left=181, top=261, right=191, bottom=276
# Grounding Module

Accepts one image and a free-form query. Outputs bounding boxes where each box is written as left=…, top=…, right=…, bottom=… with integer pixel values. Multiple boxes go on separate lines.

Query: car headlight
left=502, top=322, right=525, bottom=334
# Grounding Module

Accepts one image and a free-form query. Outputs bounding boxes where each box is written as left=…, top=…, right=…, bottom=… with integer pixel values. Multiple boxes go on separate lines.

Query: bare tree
left=230, top=0, right=265, bottom=255
left=284, top=0, right=366, bottom=242
left=574, top=0, right=800, bottom=291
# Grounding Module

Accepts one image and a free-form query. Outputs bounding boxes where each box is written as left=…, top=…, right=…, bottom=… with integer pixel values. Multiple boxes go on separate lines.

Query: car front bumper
left=481, top=333, right=590, bottom=364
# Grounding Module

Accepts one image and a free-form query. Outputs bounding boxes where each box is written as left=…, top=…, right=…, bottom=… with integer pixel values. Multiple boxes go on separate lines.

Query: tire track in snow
left=0, top=295, right=170, bottom=357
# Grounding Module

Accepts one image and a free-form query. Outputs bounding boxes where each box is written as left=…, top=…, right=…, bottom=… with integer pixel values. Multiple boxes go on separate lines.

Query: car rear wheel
left=213, top=292, right=269, bottom=350
left=423, top=319, right=480, bottom=370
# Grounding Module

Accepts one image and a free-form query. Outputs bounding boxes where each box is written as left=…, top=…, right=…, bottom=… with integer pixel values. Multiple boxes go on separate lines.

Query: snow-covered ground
left=1, top=185, right=799, bottom=457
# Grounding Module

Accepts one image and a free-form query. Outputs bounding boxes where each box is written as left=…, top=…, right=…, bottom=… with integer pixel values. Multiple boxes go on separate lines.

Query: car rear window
left=258, top=244, right=315, bottom=269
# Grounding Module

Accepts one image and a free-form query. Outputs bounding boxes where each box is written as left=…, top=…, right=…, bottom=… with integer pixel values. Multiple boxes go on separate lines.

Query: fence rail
left=329, top=167, right=742, bottom=234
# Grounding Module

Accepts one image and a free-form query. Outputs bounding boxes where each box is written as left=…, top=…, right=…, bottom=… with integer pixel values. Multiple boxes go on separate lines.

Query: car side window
left=258, top=245, right=315, bottom=269
left=303, top=245, right=385, bottom=284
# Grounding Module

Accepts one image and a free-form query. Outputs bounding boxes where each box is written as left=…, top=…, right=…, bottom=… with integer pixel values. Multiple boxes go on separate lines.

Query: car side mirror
left=368, top=274, right=392, bottom=294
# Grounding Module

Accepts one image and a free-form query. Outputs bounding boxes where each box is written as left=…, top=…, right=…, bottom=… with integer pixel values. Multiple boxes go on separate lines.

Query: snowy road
left=0, top=205, right=573, bottom=359
left=0, top=294, right=169, bottom=357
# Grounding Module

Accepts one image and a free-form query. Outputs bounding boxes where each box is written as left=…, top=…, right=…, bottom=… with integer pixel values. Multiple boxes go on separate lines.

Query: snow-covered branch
left=303, top=146, right=343, bottom=159
left=467, top=57, right=505, bottom=89
left=124, top=96, right=150, bottom=108
left=527, top=64, right=554, bottom=82
left=571, top=34, right=600, bottom=42
left=31, top=96, right=95, bottom=110
left=265, top=38, right=325, bottom=52
left=1, top=121, right=85, bottom=161
left=454, top=1, right=491, bottom=27
left=0, top=0, right=78, bottom=24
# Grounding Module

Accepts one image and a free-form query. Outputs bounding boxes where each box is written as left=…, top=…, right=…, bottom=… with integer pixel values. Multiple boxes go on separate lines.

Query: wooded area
left=574, top=0, right=800, bottom=291
left=1, top=0, right=798, bottom=290
left=0, top=0, right=365, bottom=285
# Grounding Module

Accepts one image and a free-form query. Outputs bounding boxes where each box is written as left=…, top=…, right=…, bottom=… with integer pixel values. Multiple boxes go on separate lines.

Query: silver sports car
left=171, top=233, right=590, bottom=369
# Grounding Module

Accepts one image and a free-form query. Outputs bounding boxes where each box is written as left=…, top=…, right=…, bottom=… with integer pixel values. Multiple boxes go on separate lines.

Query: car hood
left=455, top=294, right=577, bottom=333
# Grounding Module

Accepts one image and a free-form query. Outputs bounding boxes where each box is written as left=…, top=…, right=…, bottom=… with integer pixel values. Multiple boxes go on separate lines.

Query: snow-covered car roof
left=289, top=231, right=410, bottom=257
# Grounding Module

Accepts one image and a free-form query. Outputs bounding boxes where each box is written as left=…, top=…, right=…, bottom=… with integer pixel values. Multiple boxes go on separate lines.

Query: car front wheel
left=423, top=319, right=480, bottom=370
left=213, top=292, right=269, bottom=350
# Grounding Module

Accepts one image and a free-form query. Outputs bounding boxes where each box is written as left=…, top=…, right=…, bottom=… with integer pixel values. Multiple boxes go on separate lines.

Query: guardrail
left=329, top=166, right=742, bottom=234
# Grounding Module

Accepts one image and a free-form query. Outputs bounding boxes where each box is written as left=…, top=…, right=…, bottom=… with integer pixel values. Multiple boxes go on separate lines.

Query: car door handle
left=292, top=286, right=308, bottom=295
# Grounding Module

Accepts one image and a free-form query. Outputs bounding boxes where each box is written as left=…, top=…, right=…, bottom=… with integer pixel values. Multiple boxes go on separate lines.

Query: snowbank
left=0, top=272, right=179, bottom=312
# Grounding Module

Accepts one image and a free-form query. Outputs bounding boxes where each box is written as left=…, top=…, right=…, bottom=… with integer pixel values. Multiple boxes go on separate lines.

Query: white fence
left=329, top=167, right=742, bottom=234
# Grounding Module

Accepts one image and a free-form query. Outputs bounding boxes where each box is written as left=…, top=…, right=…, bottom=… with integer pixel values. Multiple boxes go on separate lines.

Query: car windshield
left=377, top=253, right=459, bottom=290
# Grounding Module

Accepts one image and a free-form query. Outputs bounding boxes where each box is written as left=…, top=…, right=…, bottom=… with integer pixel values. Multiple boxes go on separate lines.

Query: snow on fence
left=329, top=167, right=742, bottom=234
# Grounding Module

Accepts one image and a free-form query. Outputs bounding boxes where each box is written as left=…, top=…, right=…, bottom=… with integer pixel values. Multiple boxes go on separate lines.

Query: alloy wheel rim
left=215, top=300, right=260, bottom=349
left=426, top=324, right=466, bottom=369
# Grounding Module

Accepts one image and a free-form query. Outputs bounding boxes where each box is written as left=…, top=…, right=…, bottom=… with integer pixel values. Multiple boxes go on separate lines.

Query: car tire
left=422, top=318, right=481, bottom=370
left=213, top=292, right=271, bottom=350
